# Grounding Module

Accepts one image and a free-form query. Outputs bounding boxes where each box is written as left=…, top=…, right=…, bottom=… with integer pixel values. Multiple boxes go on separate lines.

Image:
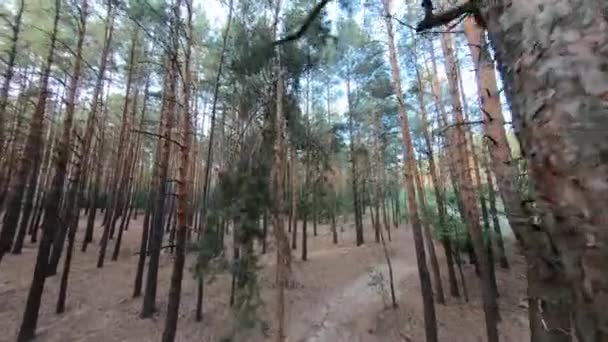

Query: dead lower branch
left=416, top=0, right=478, bottom=32
left=273, top=0, right=332, bottom=45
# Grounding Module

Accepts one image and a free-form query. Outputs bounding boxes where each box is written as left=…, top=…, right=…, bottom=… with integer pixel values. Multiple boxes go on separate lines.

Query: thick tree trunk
left=480, top=3, right=608, bottom=337
left=381, top=2, right=438, bottom=340
left=460, top=16, right=573, bottom=339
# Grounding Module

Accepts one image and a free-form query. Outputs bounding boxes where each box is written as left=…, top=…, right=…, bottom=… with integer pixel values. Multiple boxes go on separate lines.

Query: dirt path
left=0, top=216, right=530, bottom=341
left=292, top=259, right=417, bottom=342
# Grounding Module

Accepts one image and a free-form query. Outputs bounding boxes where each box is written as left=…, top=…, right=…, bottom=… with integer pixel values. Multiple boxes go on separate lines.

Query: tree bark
left=162, top=1, right=191, bottom=339
left=461, top=16, right=573, bottom=340
left=54, top=0, right=89, bottom=314
left=439, top=29, right=499, bottom=342
left=381, top=2, right=438, bottom=340
left=415, top=164, right=446, bottom=305
left=0, top=0, right=59, bottom=263
left=270, top=2, right=291, bottom=340
left=411, top=32, right=460, bottom=298
left=346, top=74, right=363, bottom=246
left=141, top=56, right=175, bottom=318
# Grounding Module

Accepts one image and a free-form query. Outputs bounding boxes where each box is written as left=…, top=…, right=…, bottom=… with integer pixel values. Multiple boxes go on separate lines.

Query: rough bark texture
left=474, top=1, right=608, bottom=339
left=381, top=1, right=438, bottom=341
left=461, top=15, right=573, bottom=340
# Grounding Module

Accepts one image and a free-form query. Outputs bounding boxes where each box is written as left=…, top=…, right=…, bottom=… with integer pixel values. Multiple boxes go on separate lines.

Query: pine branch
left=416, top=0, right=478, bottom=32
left=273, top=0, right=332, bottom=45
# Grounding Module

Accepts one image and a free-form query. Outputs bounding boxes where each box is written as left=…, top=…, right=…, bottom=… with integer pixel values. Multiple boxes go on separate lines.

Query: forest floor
left=0, top=214, right=530, bottom=342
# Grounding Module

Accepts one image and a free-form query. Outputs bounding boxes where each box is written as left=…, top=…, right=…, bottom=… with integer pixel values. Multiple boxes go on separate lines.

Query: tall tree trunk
left=141, top=56, right=175, bottom=318
left=82, top=91, right=110, bottom=252
left=193, top=0, right=233, bottom=322
left=460, top=16, right=573, bottom=340
left=301, top=209, right=308, bottom=261
left=415, top=165, right=446, bottom=304
left=0, top=0, right=24, bottom=157
left=482, top=150, right=509, bottom=269
left=163, top=1, right=191, bottom=339
left=11, top=120, right=52, bottom=254
left=381, top=2, right=438, bottom=341
left=346, top=74, right=363, bottom=246
left=15, top=1, right=62, bottom=339
left=262, top=211, right=268, bottom=253
left=0, top=80, right=27, bottom=211
left=112, top=78, right=146, bottom=261
left=457, top=54, right=499, bottom=298
left=439, top=30, right=499, bottom=341
left=98, top=29, right=139, bottom=267
left=290, top=146, right=298, bottom=250
left=79, top=2, right=114, bottom=253
left=411, top=32, right=459, bottom=298
left=0, top=0, right=59, bottom=263
left=270, top=2, right=291, bottom=340
left=53, top=0, right=89, bottom=314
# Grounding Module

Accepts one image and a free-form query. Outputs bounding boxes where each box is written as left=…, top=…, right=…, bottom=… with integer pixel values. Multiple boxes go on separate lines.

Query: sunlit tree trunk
left=460, top=14, right=574, bottom=341
left=411, top=32, right=459, bottom=298
left=439, top=29, right=499, bottom=341
left=381, top=1, right=438, bottom=340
